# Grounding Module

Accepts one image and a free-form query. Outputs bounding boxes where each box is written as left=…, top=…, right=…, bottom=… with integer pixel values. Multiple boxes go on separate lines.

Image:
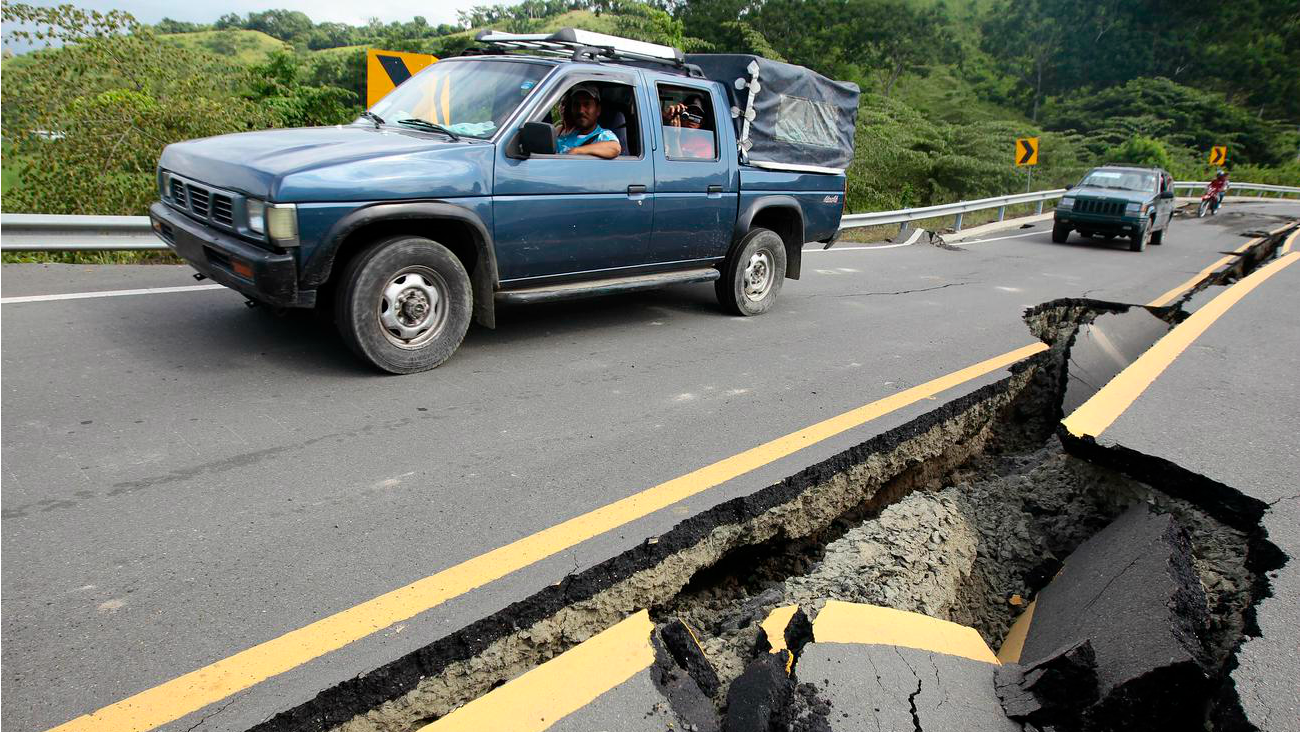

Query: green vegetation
left=2, top=0, right=1296, bottom=261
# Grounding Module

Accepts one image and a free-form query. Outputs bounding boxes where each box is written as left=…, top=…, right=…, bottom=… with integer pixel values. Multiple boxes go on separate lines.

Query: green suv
left=1052, top=165, right=1176, bottom=252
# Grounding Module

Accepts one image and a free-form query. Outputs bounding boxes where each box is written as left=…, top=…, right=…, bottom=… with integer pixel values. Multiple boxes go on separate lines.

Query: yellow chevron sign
left=1209, top=145, right=1227, bottom=166
left=366, top=49, right=437, bottom=108
left=1015, top=137, right=1038, bottom=166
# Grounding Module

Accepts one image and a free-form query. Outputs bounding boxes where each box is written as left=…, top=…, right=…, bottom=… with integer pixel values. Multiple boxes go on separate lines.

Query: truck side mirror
left=1159, top=190, right=1175, bottom=200
left=1065, top=183, right=1073, bottom=190
left=520, top=122, right=557, bottom=156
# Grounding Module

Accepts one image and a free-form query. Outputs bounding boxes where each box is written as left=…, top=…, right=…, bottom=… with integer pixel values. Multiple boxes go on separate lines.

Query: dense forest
left=2, top=0, right=1297, bottom=220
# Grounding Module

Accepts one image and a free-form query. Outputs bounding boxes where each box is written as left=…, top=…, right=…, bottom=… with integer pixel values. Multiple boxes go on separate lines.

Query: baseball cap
left=568, top=83, right=601, bottom=103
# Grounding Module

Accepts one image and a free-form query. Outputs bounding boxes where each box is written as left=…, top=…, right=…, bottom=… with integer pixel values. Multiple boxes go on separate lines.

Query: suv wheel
left=716, top=227, right=786, bottom=316
left=1129, top=224, right=1150, bottom=252
left=1051, top=222, right=1070, bottom=243
left=335, top=235, right=472, bottom=374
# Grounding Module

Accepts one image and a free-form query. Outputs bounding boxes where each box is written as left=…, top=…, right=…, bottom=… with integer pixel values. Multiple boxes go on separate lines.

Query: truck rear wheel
left=716, top=227, right=786, bottom=316
left=335, top=235, right=472, bottom=374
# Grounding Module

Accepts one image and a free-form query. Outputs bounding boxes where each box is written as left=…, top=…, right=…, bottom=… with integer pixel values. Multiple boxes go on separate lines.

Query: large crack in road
left=246, top=229, right=1293, bottom=732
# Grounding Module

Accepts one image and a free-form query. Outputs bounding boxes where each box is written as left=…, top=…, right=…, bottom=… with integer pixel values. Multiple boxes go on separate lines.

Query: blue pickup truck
left=150, top=30, right=860, bottom=372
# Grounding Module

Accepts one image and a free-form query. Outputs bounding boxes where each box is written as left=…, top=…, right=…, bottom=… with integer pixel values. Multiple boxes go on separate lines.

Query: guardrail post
left=1035, top=200, right=1044, bottom=215
left=953, top=212, right=963, bottom=231
left=997, top=205, right=1006, bottom=222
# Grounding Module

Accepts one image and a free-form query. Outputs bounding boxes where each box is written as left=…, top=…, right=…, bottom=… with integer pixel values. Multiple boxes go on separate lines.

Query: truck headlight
left=246, top=199, right=266, bottom=234
left=266, top=203, right=299, bottom=247
left=1058, top=196, right=1075, bottom=210
left=160, top=171, right=171, bottom=199
left=1125, top=202, right=1145, bottom=216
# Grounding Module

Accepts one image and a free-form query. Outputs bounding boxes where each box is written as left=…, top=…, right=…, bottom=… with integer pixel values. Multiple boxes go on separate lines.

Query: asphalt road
left=3, top=202, right=1297, bottom=732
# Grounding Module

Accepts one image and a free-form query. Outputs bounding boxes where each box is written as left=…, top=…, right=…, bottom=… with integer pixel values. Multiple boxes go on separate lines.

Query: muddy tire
left=1051, top=222, right=1070, bottom=244
left=335, top=235, right=472, bottom=374
left=716, top=227, right=786, bottom=316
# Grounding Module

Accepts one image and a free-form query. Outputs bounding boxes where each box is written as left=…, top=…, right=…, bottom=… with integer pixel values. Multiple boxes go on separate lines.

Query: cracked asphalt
left=3, top=202, right=1298, bottom=732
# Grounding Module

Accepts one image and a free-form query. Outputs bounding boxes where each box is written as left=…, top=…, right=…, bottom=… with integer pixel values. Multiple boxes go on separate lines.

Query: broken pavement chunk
left=1017, top=504, right=1211, bottom=730
left=659, top=618, right=722, bottom=697
left=995, top=638, right=1098, bottom=727
left=796, top=642, right=1017, bottom=731
left=754, top=604, right=813, bottom=658
left=794, top=602, right=1015, bottom=731
left=723, top=650, right=795, bottom=732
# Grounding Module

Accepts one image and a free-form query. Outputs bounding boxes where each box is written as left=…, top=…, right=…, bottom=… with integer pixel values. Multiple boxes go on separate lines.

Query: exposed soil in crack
left=245, top=226, right=1294, bottom=732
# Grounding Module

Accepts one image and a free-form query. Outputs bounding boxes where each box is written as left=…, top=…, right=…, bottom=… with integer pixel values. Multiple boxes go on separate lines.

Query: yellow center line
left=812, top=601, right=999, bottom=664
left=1065, top=251, right=1299, bottom=439
left=1282, top=228, right=1300, bottom=254
left=420, top=610, right=655, bottom=731
left=760, top=605, right=801, bottom=653
left=47, top=342, right=1047, bottom=732
left=1146, top=237, right=1260, bottom=307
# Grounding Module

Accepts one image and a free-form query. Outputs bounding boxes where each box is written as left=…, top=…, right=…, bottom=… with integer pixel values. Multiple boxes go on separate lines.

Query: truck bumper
left=149, top=202, right=314, bottom=308
left=1054, top=211, right=1143, bottom=235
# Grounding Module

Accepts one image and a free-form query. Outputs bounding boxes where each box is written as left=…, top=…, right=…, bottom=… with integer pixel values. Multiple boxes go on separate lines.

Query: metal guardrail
left=3, top=181, right=1298, bottom=252
left=840, top=189, right=1067, bottom=231
left=2, top=213, right=159, bottom=251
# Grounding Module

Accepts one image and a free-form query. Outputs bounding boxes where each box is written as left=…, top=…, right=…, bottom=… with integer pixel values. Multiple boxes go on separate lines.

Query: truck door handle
left=707, top=185, right=723, bottom=193
left=627, top=185, right=647, bottom=195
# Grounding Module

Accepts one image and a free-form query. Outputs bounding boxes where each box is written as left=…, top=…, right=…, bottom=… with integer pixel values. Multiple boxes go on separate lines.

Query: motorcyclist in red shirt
left=1205, top=170, right=1229, bottom=209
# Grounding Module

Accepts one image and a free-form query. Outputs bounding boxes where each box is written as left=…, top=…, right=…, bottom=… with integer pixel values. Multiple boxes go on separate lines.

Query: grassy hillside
left=161, top=29, right=286, bottom=64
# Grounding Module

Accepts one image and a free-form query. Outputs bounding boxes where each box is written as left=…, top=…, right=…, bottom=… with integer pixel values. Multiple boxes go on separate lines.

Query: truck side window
left=658, top=85, right=717, bottom=161
left=537, top=80, right=640, bottom=158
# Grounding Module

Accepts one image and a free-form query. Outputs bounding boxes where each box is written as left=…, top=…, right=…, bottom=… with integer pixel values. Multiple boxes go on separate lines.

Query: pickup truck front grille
left=187, top=184, right=210, bottom=217
left=1076, top=199, right=1124, bottom=217
left=211, top=194, right=234, bottom=227
left=170, top=179, right=187, bottom=206
left=164, top=173, right=246, bottom=235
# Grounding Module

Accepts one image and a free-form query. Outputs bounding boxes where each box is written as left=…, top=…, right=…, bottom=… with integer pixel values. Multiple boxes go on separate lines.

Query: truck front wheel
left=716, top=227, right=786, bottom=316
left=335, top=235, right=472, bottom=374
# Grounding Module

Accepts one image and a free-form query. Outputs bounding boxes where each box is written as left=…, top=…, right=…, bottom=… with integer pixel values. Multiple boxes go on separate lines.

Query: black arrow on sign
left=377, top=54, right=412, bottom=86
left=1018, top=139, right=1036, bottom=165
left=1211, top=148, right=1224, bottom=165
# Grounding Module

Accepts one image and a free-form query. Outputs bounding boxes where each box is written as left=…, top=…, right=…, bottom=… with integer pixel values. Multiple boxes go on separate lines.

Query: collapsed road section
left=246, top=224, right=1297, bottom=732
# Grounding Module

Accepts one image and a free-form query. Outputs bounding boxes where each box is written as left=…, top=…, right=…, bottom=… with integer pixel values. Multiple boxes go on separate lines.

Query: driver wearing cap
left=555, top=83, right=621, bottom=159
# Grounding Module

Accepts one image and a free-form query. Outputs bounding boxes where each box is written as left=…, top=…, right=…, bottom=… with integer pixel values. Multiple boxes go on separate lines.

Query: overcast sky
left=10, top=0, right=505, bottom=26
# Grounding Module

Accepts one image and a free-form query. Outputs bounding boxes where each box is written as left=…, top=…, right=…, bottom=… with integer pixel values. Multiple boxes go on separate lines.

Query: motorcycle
left=1197, top=189, right=1223, bottom=217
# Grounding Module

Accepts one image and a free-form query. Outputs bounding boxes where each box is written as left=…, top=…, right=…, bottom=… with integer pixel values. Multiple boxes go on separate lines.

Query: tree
left=855, top=0, right=960, bottom=97
left=245, top=9, right=314, bottom=43
left=246, top=50, right=358, bottom=126
left=980, top=0, right=1065, bottom=121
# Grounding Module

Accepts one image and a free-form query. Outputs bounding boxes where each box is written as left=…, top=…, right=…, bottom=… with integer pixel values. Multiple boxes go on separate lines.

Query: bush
left=1105, top=135, right=1173, bottom=170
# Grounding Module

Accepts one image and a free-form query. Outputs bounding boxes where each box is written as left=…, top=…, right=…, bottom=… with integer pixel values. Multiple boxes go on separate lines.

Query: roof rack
left=475, top=28, right=686, bottom=68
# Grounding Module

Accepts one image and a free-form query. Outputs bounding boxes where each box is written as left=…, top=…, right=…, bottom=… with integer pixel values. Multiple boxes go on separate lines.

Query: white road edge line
left=807, top=228, right=1039, bottom=253
left=950, top=231, right=1040, bottom=246
left=0, top=284, right=226, bottom=304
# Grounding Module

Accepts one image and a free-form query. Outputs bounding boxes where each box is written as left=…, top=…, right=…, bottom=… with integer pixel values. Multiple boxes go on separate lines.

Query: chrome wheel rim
left=378, top=266, right=448, bottom=349
left=742, top=250, right=773, bottom=302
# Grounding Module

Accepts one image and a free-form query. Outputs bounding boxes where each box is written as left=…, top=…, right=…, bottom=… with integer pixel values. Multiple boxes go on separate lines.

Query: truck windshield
left=366, top=60, right=549, bottom=140
left=1080, top=170, right=1156, bottom=192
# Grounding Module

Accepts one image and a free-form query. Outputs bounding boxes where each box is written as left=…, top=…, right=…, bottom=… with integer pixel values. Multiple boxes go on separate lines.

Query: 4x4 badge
left=823, top=195, right=840, bottom=204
